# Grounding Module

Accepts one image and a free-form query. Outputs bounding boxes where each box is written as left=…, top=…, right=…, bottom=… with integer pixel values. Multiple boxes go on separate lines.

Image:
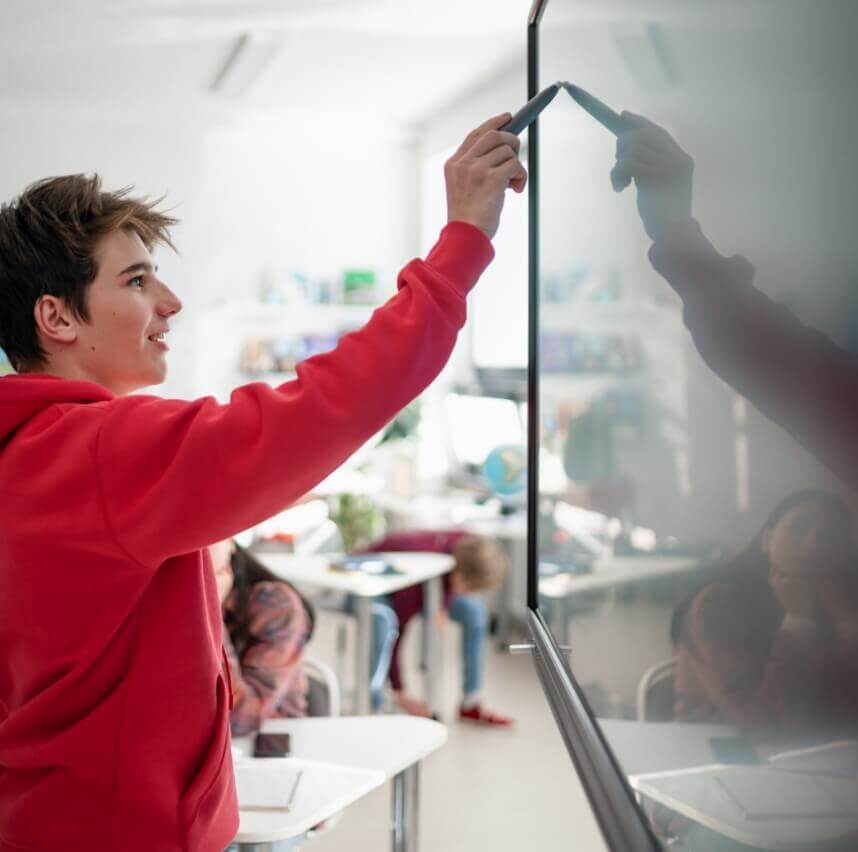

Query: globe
left=482, top=444, right=527, bottom=496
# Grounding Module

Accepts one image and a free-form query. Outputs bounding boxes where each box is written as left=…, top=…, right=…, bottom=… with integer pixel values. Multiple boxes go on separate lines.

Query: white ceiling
left=0, top=0, right=531, bottom=126
left=2, top=1, right=852, bottom=129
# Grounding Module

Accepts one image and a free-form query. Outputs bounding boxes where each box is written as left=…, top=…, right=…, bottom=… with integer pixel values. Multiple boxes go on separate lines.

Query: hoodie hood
left=0, top=373, right=113, bottom=446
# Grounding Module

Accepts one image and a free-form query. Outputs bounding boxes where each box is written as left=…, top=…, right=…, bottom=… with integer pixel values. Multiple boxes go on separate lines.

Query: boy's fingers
left=477, top=143, right=519, bottom=170
left=452, top=113, right=513, bottom=159
left=498, top=157, right=528, bottom=190
left=467, top=129, right=521, bottom=160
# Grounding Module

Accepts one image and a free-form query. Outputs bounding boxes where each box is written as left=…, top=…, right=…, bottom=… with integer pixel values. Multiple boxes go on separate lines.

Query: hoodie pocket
left=179, top=674, right=237, bottom=849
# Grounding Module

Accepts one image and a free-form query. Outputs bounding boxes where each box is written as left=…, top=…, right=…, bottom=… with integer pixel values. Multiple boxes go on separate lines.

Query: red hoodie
left=0, top=222, right=493, bottom=851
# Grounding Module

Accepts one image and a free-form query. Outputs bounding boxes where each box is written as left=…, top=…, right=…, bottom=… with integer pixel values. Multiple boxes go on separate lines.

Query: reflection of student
left=0, top=115, right=524, bottom=849
left=672, top=490, right=858, bottom=733
left=209, top=540, right=313, bottom=735
left=612, top=112, right=858, bottom=490
left=363, top=531, right=513, bottom=726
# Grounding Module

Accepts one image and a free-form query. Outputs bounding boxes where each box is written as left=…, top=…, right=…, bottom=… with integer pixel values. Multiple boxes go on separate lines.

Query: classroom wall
left=0, top=102, right=421, bottom=401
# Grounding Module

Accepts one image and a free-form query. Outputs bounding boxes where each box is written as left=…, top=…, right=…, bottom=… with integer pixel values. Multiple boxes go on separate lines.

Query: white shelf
left=201, top=299, right=376, bottom=327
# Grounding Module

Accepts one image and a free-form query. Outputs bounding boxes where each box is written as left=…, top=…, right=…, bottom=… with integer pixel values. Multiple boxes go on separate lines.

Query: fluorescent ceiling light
left=211, top=32, right=282, bottom=98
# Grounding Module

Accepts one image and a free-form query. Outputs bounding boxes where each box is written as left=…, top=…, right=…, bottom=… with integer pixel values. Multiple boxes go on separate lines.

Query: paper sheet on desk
left=712, top=770, right=852, bottom=819
left=632, top=764, right=858, bottom=849
left=235, top=760, right=302, bottom=810
left=769, top=741, right=858, bottom=778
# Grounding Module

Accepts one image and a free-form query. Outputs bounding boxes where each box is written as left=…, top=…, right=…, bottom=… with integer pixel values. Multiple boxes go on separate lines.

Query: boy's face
left=66, top=228, right=182, bottom=395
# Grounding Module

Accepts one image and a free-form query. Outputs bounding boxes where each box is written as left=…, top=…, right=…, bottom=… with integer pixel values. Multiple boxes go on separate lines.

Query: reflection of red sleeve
left=650, top=219, right=858, bottom=488
left=676, top=585, right=823, bottom=729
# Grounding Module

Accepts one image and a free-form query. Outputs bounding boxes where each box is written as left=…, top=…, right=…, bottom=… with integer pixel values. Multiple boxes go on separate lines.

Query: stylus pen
left=562, top=83, right=628, bottom=135
left=500, top=83, right=561, bottom=135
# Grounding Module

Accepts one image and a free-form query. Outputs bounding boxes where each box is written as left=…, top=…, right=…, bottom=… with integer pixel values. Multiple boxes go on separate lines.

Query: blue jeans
left=362, top=593, right=487, bottom=701
left=448, top=593, right=487, bottom=697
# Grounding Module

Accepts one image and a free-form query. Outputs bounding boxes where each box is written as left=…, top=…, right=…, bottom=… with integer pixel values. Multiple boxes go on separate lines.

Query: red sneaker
left=458, top=703, right=514, bottom=728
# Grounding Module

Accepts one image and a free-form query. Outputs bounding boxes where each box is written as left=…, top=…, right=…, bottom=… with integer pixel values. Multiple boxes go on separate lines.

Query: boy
left=0, top=114, right=525, bottom=850
left=363, top=530, right=513, bottom=727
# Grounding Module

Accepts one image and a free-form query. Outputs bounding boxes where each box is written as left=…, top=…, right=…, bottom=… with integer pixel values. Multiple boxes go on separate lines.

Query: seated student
left=672, top=489, right=858, bottom=737
left=362, top=530, right=513, bottom=727
left=0, top=113, right=525, bottom=849
left=209, top=539, right=314, bottom=735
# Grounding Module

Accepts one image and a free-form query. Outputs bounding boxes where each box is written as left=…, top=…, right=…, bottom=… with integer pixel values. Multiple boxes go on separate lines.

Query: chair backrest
left=304, top=654, right=341, bottom=718
left=636, top=657, right=678, bottom=722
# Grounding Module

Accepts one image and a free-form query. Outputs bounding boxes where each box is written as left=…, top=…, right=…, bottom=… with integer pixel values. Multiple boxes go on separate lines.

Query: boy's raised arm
left=94, top=113, right=528, bottom=567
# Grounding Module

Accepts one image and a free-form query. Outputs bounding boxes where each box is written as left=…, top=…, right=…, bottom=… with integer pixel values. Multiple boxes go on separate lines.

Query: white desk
left=233, top=756, right=383, bottom=848
left=233, top=715, right=447, bottom=852
left=257, top=552, right=454, bottom=716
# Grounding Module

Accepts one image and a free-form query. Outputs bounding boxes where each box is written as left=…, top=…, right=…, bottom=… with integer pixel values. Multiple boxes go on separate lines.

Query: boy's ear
left=33, top=295, right=78, bottom=345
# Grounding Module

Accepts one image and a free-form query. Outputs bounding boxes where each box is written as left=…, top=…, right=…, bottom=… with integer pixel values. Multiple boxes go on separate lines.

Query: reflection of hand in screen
left=610, top=113, right=694, bottom=242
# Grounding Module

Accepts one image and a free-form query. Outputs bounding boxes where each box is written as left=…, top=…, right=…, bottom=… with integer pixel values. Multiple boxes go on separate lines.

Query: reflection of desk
left=257, top=552, right=453, bottom=716
left=233, top=716, right=447, bottom=851
left=598, top=720, right=858, bottom=851
left=598, top=718, right=737, bottom=775
left=539, top=557, right=700, bottom=649
left=632, top=765, right=858, bottom=851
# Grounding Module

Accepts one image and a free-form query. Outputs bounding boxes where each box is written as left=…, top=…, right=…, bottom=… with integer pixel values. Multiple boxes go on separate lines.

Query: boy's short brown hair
left=0, top=174, right=177, bottom=372
left=452, top=535, right=509, bottom=592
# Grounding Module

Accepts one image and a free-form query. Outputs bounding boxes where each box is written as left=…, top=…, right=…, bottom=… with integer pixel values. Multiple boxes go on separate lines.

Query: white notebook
left=235, top=760, right=303, bottom=810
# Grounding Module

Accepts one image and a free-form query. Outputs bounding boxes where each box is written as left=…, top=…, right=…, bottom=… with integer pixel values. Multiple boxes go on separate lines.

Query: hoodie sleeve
left=649, top=218, right=858, bottom=488
left=94, top=223, right=493, bottom=568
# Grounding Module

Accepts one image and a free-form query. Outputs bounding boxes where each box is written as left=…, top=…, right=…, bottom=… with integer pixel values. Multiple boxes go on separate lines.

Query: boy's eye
left=128, top=276, right=144, bottom=288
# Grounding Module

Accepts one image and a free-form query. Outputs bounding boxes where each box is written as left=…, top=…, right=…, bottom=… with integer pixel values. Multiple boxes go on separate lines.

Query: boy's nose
left=159, top=287, right=183, bottom=317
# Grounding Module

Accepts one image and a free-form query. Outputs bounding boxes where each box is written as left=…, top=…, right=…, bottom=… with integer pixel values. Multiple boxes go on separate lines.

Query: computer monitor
left=444, top=392, right=526, bottom=470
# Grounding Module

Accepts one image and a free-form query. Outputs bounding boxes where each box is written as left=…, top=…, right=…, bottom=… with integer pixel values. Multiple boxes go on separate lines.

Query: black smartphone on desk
left=253, top=732, right=290, bottom=758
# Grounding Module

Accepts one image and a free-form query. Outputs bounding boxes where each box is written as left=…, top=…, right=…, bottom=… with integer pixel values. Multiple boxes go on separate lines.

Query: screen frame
left=524, top=2, right=663, bottom=849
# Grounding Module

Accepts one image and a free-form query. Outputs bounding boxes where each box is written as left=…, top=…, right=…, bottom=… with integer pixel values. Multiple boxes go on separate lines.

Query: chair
left=304, top=654, right=340, bottom=718
left=636, top=657, right=678, bottom=722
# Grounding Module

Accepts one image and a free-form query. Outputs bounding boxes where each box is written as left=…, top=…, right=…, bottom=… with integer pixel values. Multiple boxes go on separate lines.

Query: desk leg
left=392, top=764, right=420, bottom=852
left=423, top=576, right=444, bottom=719
left=355, top=596, right=372, bottom=715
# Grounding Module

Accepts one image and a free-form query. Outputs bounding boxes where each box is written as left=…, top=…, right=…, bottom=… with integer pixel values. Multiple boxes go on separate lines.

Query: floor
left=301, top=604, right=610, bottom=852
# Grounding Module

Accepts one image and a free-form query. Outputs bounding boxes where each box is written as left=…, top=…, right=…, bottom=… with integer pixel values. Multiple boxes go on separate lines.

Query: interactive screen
left=530, top=2, right=858, bottom=850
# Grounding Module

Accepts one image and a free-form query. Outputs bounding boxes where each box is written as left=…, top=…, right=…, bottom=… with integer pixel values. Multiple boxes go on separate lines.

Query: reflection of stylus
left=500, top=83, right=561, bottom=134
left=561, top=83, right=628, bottom=135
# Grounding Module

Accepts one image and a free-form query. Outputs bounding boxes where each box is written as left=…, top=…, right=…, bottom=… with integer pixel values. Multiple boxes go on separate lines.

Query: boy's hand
left=445, top=114, right=528, bottom=240
left=610, top=112, right=694, bottom=242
